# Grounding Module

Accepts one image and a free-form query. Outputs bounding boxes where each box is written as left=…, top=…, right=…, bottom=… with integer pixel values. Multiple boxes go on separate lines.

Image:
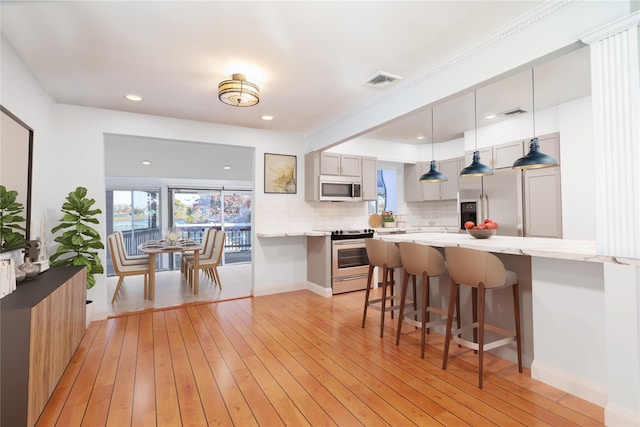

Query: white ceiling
left=1, top=1, right=550, bottom=138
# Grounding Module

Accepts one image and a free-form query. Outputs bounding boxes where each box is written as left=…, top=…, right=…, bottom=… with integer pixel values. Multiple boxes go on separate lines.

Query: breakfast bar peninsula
left=378, top=232, right=640, bottom=423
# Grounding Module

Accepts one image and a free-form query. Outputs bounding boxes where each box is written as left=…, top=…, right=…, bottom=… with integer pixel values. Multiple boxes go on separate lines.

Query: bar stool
left=442, top=246, right=522, bottom=389
left=362, top=238, right=403, bottom=338
left=396, top=242, right=459, bottom=359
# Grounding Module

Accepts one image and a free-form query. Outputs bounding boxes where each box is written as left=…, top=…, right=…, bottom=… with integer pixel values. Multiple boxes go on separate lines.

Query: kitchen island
left=378, top=232, right=640, bottom=424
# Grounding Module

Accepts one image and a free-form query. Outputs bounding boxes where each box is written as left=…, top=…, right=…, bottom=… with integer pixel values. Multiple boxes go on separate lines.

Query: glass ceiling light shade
left=460, top=90, right=493, bottom=177
left=513, top=68, right=558, bottom=169
left=420, top=107, right=448, bottom=182
left=218, top=73, right=259, bottom=107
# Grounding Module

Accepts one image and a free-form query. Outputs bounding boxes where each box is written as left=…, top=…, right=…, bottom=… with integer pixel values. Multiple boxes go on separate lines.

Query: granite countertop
left=377, top=232, right=639, bottom=266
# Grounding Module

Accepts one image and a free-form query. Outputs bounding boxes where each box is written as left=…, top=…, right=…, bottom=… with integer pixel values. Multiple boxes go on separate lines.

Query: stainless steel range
left=329, top=229, right=374, bottom=294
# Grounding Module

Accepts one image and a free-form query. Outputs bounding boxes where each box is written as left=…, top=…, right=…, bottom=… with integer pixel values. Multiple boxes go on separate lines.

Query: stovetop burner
left=326, top=229, right=375, bottom=240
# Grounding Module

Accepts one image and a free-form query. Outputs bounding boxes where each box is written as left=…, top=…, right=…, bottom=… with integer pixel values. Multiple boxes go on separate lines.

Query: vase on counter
left=19, top=258, right=40, bottom=279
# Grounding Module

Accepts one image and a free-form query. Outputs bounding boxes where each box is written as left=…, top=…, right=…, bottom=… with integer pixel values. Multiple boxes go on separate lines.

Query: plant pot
left=86, top=300, right=94, bottom=328
left=383, top=221, right=396, bottom=228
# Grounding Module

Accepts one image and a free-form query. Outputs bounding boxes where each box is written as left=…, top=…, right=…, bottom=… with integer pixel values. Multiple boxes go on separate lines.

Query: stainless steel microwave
left=319, top=179, right=362, bottom=202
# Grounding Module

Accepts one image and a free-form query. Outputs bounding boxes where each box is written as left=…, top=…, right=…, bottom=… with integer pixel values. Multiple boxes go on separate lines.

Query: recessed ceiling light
left=485, top=114, right=497, bottom=120
left=126, top=94, right=143, bottom=102
left=262, top=115, right=274, bottom=121
left=416, top=135, right=425, bottom=140
left=223, top=165, right=231, bottom=170
left=141, top=160, right=151, bottom=165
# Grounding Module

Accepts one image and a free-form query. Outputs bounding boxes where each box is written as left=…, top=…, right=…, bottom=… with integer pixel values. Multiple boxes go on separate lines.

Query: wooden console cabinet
left=1, top=266, right=86, bottom=426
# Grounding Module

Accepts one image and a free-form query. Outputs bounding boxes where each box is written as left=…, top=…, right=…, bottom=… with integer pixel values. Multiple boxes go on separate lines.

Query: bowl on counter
left=466, top=228, right=497, bottom=239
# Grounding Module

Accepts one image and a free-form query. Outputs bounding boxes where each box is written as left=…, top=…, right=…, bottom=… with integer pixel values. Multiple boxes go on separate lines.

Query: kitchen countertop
left=377, top=232, right=640, bottom=266
left=256, top=226, right=461, bottom=238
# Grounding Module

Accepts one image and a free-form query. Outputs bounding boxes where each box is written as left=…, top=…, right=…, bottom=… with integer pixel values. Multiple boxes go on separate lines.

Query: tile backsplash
left=257, top=199, right=458, bottom=233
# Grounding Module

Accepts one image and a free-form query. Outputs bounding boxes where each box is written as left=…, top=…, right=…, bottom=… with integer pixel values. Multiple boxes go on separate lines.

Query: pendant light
left=512, top=68, right=558, bottom=169
left=420, top=107, right=448, bottom=182
left=460, top=90, right=493, bottom=177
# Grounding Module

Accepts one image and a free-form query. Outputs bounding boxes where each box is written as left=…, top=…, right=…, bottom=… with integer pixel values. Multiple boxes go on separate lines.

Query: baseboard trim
left=605, top=402, right=640, bottom=427
left=531, top=360, right=608, bottom=407
left=306, top=281, right=333, bottom=297
left=252, top=282, right=308, bottom=297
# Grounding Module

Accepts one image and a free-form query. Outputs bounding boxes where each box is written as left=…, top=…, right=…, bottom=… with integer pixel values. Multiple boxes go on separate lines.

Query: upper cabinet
left=404, top=157, right=461, bottom=202
left=320, top=153, right=361, bottom=177
left=361, top=156, right=377, bottom=201
left=493, top=141, right=524, bottom=169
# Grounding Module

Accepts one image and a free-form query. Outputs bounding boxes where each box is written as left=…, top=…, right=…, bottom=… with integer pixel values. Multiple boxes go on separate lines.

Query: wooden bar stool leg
left=477, top=284, right=486, bottom=389
left=380, top=266, right=389, bottom=338
left=472, top=287, right=478, bottom=352
left=412, top=275, right=418, bottom=324
left=395, top=271, right=410, bottom=346
left=362, top=264, right=375, bottom=328
left=513, top=282, right=523, bottom=372
left=442, top=278, right=459, bottom=370
left=389, top=268, right=395, bottom=320
left=424, top=272, right=431, bottom=334
left=420, top=274, right=430, bottom=359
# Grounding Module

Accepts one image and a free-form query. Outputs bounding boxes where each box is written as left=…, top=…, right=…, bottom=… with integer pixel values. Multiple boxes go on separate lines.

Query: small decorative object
left=19, top=257, right=39, bottom=279
left=382, top=211, right=396, bottom=228
left=14, top=264, right=26, bottom=283
left=464, top=218, right=498, bottom=239
left=163, top=228, right=181, bottom=247
left=1, top=259, right=17, bottom=297
left=264, top=153, right=297, bottom=194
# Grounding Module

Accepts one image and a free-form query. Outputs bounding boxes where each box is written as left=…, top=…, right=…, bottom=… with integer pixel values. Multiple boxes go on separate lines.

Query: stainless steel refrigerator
left=459, top=168, right=524, bottom=237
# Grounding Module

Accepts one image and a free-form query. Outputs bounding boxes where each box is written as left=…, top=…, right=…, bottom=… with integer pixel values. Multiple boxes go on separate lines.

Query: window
left=368, top=169, right=397, bottom=214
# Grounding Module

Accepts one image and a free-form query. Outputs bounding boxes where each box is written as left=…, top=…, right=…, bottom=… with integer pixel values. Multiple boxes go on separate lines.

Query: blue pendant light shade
left=460, top=90, right=493, bottom=177
left=513, top=137, right=558, bottom=169
left=513, top=68, right=558, bottom=170
left=460, top=150, right=494, bottom=176
left=420, top=107, right=448, bottom=182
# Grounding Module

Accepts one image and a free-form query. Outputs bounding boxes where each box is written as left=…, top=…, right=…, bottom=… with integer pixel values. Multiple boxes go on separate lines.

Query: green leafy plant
left=383, top=216, right=396, bottom=223
left=0, top=185, right=26, bottom=251
left=50, top=187, right=104, bottom=289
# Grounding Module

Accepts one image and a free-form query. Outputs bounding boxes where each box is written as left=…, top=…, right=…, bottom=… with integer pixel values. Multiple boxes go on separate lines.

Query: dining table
left=137, top=241, right=203, bottom=300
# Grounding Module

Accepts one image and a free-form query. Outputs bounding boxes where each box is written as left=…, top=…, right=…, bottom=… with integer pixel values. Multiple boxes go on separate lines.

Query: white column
left=581, top=12, right=640, bottom=427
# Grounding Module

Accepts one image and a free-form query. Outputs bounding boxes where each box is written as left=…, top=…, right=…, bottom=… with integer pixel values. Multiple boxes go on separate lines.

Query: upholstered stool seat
left=396, top=242, right=459, bottom=358
left=442, top=246, right=523, bottom=388
left=362, top=238, right=403, bottom=338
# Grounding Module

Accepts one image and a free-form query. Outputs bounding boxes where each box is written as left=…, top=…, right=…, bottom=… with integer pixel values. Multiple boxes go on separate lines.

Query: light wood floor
left=38, top=289, right=604, bottom=426
left=107, top=263, right=252, bottom=317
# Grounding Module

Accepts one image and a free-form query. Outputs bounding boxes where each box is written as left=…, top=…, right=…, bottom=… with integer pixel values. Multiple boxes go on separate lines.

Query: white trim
left=605, top=402, right=640, bottom=427
left=306, top=281, right=333, bottom=298
left=531, top=360, right=608, bottom=407
left=251, top=281, right=308, bottom=297
left=581, top=11, right=640, bottom=45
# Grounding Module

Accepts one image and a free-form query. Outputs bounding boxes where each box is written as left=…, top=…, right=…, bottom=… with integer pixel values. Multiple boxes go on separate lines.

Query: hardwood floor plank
left=131, top=312, right=157, bottom=427
left=40, top=289, right=605, bottom=427
left=175, top=307, right=234, bottom=426
left=163, top=309, right=209, bottom=425
left=152, top=311, right=182, bottom=426
left=81, top=316, right=128, bottom=426
left=191, top=305, right=259, bottom=426
left=106, top=315, right=140, bottom=427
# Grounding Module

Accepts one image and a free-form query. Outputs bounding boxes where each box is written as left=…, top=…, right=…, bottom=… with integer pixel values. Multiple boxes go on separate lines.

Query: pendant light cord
left=431, top=108, right=435, bottom=159
left=531, top=68, right=536, bottom=138
left=474, top=90, right=478, bottom=151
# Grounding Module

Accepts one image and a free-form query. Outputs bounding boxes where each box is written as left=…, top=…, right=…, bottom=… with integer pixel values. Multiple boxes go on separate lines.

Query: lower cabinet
left=1, top=266, right=86, bottom=426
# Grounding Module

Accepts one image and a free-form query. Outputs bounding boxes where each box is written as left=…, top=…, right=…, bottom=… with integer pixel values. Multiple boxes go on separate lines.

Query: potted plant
left=0, top=185, right=26, bottom=252
left=382, top=211, right=396, bottom=228
left=50, top=187, right=104, bottom=289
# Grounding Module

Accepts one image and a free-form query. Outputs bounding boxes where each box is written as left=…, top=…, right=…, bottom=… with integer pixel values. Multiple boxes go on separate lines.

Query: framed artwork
left=264, top=153, right=297, bottom=194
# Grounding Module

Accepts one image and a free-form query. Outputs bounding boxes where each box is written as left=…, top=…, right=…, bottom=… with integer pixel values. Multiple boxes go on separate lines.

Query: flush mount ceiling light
left=420, top=107, right=448, bottom=183
left=513, top=68, right=558, bottom=170
left=125, top=94, right=143, bottom=102
left=218, top=73, right=259, bottom=107
left=460, top=90, right=493, bottom=177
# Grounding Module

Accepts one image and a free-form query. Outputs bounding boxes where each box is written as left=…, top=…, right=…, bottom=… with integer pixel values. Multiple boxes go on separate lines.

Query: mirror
left=1, top=105, right=33, bottom=252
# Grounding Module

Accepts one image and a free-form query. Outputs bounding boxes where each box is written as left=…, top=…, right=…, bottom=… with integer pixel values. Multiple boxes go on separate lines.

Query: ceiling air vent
left=501, top=108, right=527, bottom=117
left=362, top=71, right=403, bottom=88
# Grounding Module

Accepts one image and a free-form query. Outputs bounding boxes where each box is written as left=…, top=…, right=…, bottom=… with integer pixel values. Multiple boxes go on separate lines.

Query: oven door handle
left=333, top=274, right=369, bottom=281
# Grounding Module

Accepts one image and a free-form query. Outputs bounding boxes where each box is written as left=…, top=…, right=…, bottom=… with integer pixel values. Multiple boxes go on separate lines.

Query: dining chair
left=181, top=228, right=215, bottom=276
left=114, top=231, right=148, bottom=266
left=442, top=246, right=522, bottom=388
left=108, top=233, right=150, bottom=303
left=185, top=228, right=217, bottom=286
left=188, top=230, right=225, bottom=288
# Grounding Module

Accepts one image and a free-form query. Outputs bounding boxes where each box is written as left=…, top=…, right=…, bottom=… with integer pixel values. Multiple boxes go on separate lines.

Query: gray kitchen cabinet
left=534, top=132, right=561, bottom=165
left=439, top=158, right=460, bottom=200
left=361, top=156, right=377, bottom=201
left=524, top=167, right=562, bottom=238
left=493, top=140, right=524, bottom=169
left=404, top=162, right=425, bottom=202
left=320, top=153, right=361, bottom=177
left=464, top=147, right=493, bottom=169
